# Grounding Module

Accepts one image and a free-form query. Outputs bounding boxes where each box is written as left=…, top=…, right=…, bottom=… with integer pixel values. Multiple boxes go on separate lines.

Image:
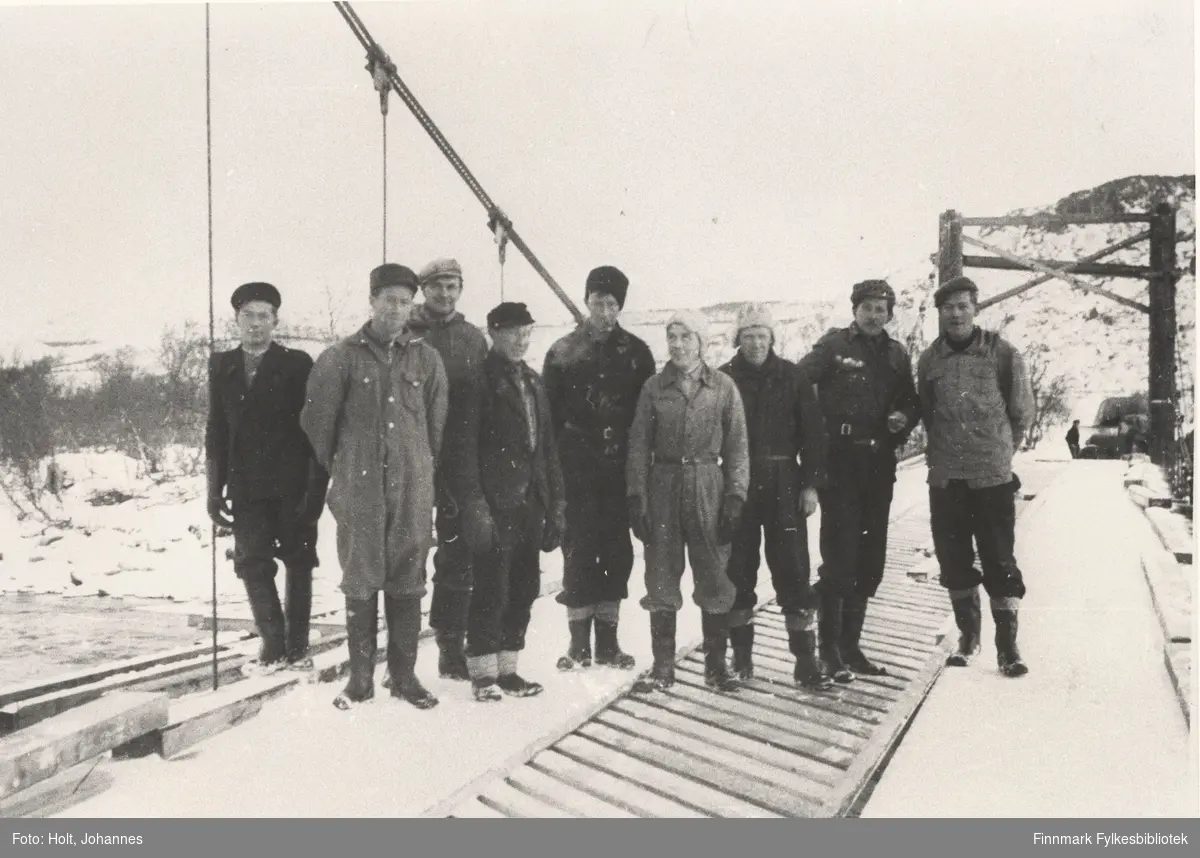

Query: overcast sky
left=0, top=0, right=1194, bottom=349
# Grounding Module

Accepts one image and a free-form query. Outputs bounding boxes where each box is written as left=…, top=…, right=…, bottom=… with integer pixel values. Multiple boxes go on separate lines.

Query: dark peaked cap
left=487, top=301, right=535, bottom=329
left=933, top=275, right=980, bottom=307
left=231, top=282, right=281, bottom=311
left=585, top=265, right=629, bottom=308
left=370, top=263, right=419, bottom=296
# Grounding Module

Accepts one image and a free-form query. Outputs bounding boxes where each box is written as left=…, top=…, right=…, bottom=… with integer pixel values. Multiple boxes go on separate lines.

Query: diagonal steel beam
left=964, top=234, right=1149, bottom=313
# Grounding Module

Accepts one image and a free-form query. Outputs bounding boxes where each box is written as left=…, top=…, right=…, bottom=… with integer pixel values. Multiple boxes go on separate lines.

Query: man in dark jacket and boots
left=447, top=302, right=566, bottom=702
left=409, top=257, right=489, bottom=682
left=719, top=304, right=833, bottom=691
left=918, top=276, right=1033, bottom=677
left=302, top=264, right=448, bottom=710
left=1065, top=420, right=1081, bottom=459
left=798, top=280, right=919, bottom=684
left=543, top=266, right=656, bottom=673
left=206, top=282, right=328, bottom=674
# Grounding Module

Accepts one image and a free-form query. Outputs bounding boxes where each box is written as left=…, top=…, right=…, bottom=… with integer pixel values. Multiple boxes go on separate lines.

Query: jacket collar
left=848, top=322, right=892, bottom=344
left=409, top=304, right=464, bottom=330
left=932, top=326, right=983, bottom=356
left=661, top=360, right=714, bottom=391
left=730, top=349, right=778, bottom=377
left=222, top=340, right=282, bottom=377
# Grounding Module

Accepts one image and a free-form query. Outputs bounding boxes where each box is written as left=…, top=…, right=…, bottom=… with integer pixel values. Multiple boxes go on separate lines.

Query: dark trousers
left=727, top=484, right=816, bottom=615
left=231, top=497, right=317, bottom=662
left=929, top=479, right=1026, bottom=599
left=816, top=445, right=895, bottom=599
left=1067, top=442, right=1080, bottom=459
left=429, top=505, right=474, bottom=636
left=466, top=499, right=545, bottom=657
left=558, top=466, right=634, bottom=608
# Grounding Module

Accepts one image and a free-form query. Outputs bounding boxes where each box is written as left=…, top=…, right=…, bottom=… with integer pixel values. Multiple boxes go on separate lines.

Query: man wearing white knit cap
left=626, top=310, right=750, bottom=694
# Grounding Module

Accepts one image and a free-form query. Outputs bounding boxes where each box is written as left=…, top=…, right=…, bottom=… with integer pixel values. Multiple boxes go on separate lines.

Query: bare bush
left=1024, top=344, right=1071, bottom=450
left=0, top=356, right=60, bottom=520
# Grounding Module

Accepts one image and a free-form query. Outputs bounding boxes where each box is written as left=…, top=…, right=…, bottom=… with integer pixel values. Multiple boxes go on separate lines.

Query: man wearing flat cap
left=798, top=279, right=919, bottom=683
left=627, top=310, right=750, bottom=694
left=918, top=275, right=1033, bottom=677
left=409, top=257, right=489, bottom=682
left=206, top=282, right=328, bottom=674
left=443, top=301, right=565, bottom=701
left=543, top=266, right=655, bottom=673
left=301, top=263, right=448, bottom=711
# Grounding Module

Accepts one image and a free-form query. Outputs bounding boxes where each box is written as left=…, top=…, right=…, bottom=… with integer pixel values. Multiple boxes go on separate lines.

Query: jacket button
left=388, top=396, right=395, bottom=403
left=363, top=377, right=370, bottom=383
left=389, top=422, right=395, bottom=429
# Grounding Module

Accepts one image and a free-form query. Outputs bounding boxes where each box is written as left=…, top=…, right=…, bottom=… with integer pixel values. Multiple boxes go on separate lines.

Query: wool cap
left=933, top=275, right=979, bottom=308
left=487, top=301, right=535, bottom=329
left=370, top=263, right=419, bottom=297
left=418, top=258, right=463, bottom=285
left=734, top=302, right=775, bottom=339
left=231, top=282, right=281, bottom=312
left=666, top=310, right=709, bottom=353
left=585, top=266, right=629, bottom=309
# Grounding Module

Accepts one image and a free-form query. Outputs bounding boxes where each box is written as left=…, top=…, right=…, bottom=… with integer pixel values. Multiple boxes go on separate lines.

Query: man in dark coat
left=409, top=257, right=489, bottom=681
left=797, top=280, right=919, bottom=683
left=205, top=282, right=328, bottom=673
left=447, top=302, right=566, bottom=702
left=1065, top=420, right=1081, bottom=459
left=302, top=263, right=448, bottom=711
left=543, top=265, right=656, bottom=673
left=718, top=304, right=832, bottom=690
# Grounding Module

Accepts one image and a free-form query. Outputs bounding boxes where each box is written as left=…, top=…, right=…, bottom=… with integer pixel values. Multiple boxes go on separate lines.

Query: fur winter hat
left=585, top=266, right=629, bottom=309
left=734, top=303, right=775, bottom=341
left=666, top=310, right=709, bottom=354
left=851, top=279, right=896, bottom=318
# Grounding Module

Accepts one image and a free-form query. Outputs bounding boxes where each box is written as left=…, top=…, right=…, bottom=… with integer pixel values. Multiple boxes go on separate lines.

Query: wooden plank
left=733, top=661, right=894, bottom=715
left=961, top=254, right=1153, bottom=279
left=116, top=672, right=302, bottom=760
left=594, top=708, right=823, bottom=816
left=532, top=747, right=706, bottom=818
left=682, top=665, right=885, bottom=725
left=1145, top=507, right=1193, bottom=564
left=479, top=780, right=573, bottom=818
left=505, top=765, right=638, bottom=818
left=1140, top=553, right=1193, bottom=644
left=611, top=698, right=832, bottom=802
left=631, top=687, right=851, bottom=776
left=556, top=733, right=765, bottom=818
left=0, top=692, right=168, bottom=801
left=450, top=797, right=509, bottom=818
left=747, top=635, right=921, bottom=676
left=722, top=648, right=908, bottom=701
left=576, top=722, right=786, bottom=818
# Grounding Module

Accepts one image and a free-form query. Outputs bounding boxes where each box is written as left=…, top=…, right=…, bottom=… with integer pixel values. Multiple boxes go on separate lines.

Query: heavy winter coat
left=301, top=323, right=448, bottom=600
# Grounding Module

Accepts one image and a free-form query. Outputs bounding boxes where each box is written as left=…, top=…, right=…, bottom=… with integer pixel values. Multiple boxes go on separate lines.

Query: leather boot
left=283, top=564, right=313, bottom=670
left=384, top=595, right=438, bottom=709
left=242, top=572, right=287, bottom=669
left=595, top=620, right=636, bottom=669
left=946, top=587, right=982, bottom=667
left=333, top=596, right=377, bottom=710
left=729, top=623, right=754, bottom=680
left=841, top=594, right=888, bottom=676
left=467, top=653, right=502, bottom=702
left=818, top=590, right=854, bottom=683
left=702, top=612, right=740, bottom=693
left=496, top=650, right=543, bottom=697
left=632, top=612, right=676, bottom=693
left=556, top=616, right=593, bottom=671
left=992, top=600, right=1029, bottom=677
left=787, top=609, right=833, bottom=690
left=437, top=630, right=470, bottom=681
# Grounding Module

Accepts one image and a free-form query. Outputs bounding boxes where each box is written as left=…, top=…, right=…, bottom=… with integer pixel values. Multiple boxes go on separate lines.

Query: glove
left=627, top=496, right=650, bottom=543
left=462, top=500, right=496, bottom=553
left=717, top=495, right=745, bottom=545
left=205, top=466, right=233, bottom=529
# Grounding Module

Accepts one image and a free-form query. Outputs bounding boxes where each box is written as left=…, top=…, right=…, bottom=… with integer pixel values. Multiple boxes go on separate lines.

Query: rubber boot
left=496, top=650, right=544, bottom=697
left=729, top=623, right=754, bottom=681
left=467, top=653, right=502, bottom=702
left=818, top=590, right=854, bottom=683
left=384, top=595, right=439, bottom=709
left=556, top=617, right=593, bottom=671
left=992, top=600, right=1029, bottom=677
left=242, top=572, right=287, bottom=672
left=437, top=631, right=470, bottom=681
left=786, top=609, right=833, bottom=690
left=946, top=587, right=982, bottom=667
left=333, top=596, right=377, bottom=710
left=702, top=612, right=740, bottom=693
left=841, top=594, right=888, bottom=676
left=283, top=564, right=313, bottom=670
left=632, top=612, right=676, bottom=693
left=595, top=621, right=637, bottom=669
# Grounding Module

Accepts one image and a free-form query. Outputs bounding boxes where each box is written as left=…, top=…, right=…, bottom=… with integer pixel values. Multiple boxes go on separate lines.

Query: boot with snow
left=818, top=590, right=854, bottom=683
left=946, top=587, right=982, bottom=667
left=595, top=622, right=636, bottom=670
left=333, top=596, right=377, bottom=710
left=992, top=600, right=1029, bottom=677
left=437, top=631, right=470, bottom=681
left=702, top=612, right=740, bottom=693
left=283, top=564, right=314, bottom=670
left=841, top=594, right=888, bottom=676
left=467, top=653, right=502, bottom=702
left=384, top=595, right=438, bottom=709
left=729, top=622, right=755, bottom=681
left=496, top=650, right=544, bottom=697
left=242, top=572, right=287, bottom=672
left=556, top=616, right=593, bottom=671
left=632, top=612, right=676, bottom=693
left=787, top=609, right=834, bottom=690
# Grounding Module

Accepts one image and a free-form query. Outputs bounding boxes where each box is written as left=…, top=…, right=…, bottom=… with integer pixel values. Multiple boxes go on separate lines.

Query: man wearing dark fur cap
left=446, top=302, right=566, bottom=701
left=798, top=279, right=919, bottom=684
left=206, top=282, right=328, bottom=675
left=543, top=266, right=656, bottom=673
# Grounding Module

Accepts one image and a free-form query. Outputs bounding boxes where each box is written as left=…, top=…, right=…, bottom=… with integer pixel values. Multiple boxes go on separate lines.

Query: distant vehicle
left=1080, top=394, right=1150, bottom=459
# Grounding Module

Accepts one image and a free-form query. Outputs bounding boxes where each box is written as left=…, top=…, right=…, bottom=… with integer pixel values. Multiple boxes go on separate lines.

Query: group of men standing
left=205, top=262, right=1033, bottom=714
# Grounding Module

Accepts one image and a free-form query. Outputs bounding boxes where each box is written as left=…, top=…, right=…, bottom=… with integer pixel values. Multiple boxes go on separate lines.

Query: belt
left=564, top=420, right=616, bottom=441
left=652, top=454, right=719, bottom=465
left=834, top=424, right=884, bottom=448
left=752, top=454, right=795, bottom=462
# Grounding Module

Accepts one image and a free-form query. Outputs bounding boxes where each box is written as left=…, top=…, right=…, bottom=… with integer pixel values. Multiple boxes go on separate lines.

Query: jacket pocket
left=400, top=371, right=425, bottom=413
